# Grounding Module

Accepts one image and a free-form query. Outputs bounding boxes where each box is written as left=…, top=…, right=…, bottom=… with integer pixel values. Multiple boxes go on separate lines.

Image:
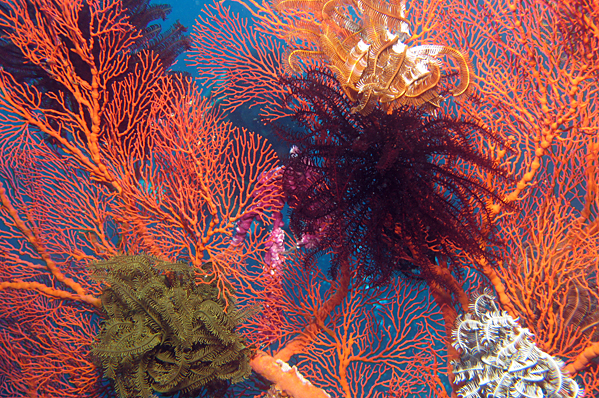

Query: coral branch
left=250, top=351, right=331, bottom=398
left=567, top=342, right=599, bottom=375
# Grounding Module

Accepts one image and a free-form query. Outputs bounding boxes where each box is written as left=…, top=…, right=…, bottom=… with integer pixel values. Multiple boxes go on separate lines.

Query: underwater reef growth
left=273, top=0, right=472, bottom=113
left=278, top=69, right=510, bottom=287
left=0, top=0, right=191, bottom=91
left=91, top=255, right=253, bottom=398
left=189, top=0, right=472, bottom=118
left=0, top=0, right=191, bottom=152
left=0, top=1, right=283, bottom=396
left=452, top=290, right=582, bottom=398
left=1, top=0, right=599, bottom=396
left=546, top=0, right=599, bottom=67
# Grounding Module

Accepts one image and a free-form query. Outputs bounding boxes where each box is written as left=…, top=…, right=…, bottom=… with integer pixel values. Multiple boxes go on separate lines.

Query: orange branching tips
left=276, top=0, right=472, bottom=113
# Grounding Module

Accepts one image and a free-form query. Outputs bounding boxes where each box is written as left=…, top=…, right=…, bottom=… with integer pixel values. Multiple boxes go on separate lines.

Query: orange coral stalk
left=566, top=342, right=599, bottom=375
left=250, top=351, right=332, bottom=398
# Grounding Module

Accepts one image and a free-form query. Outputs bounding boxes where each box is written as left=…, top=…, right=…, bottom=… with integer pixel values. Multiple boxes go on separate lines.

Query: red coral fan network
left=1, top=0, right=599, bottom=397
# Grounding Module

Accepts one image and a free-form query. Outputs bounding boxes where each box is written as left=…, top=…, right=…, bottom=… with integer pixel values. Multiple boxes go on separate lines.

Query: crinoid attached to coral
left=90, top=255, right=254, bottom=398
left=277, top=69, right=510, bottom=285
left=451, top=290, right=582, bottom=398
left=276, top=0, right=471, bottom=113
